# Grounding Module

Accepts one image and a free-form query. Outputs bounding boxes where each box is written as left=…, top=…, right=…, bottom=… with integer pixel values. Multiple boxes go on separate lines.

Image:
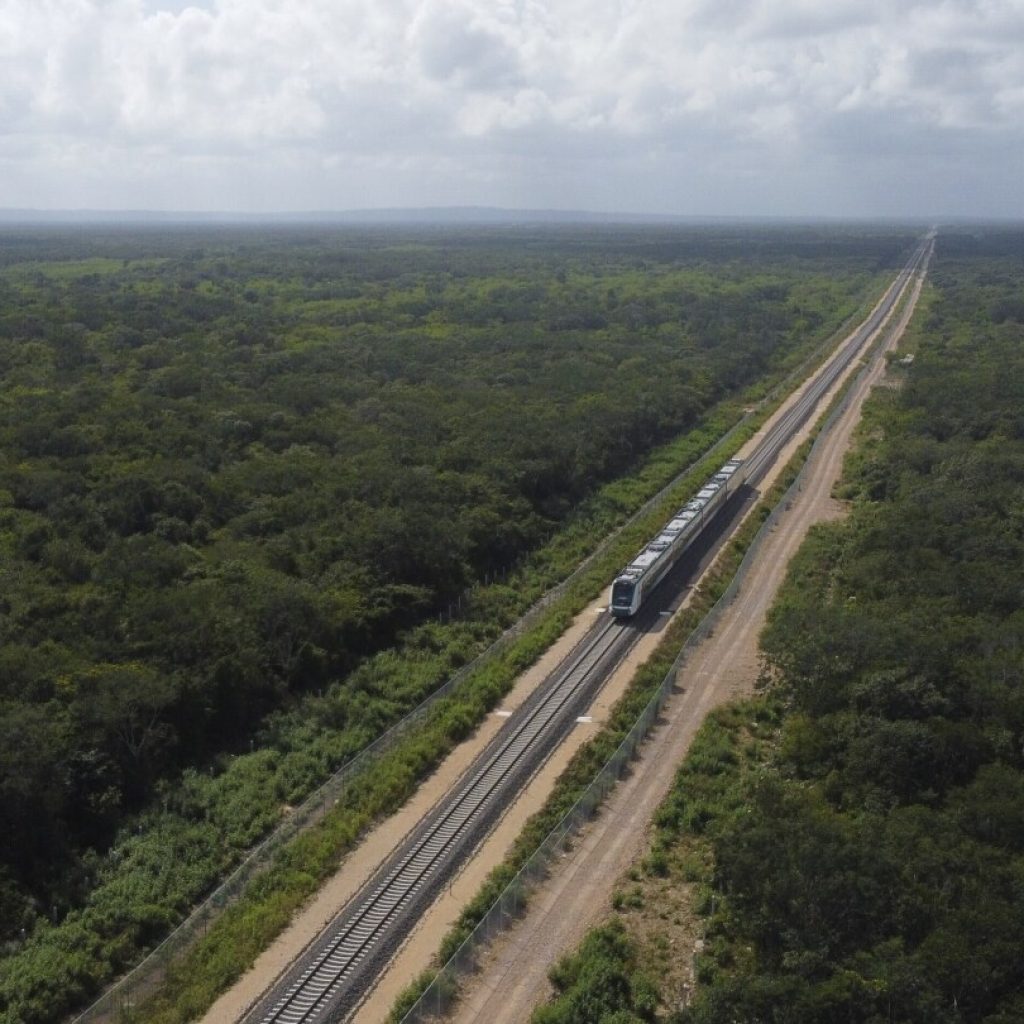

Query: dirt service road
left=445, top=258, right=929, bottom=1024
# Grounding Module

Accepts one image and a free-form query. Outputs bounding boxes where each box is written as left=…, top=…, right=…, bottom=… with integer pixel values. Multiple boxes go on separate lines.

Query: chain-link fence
left=398, top=309, right=895, bottom=1023
left=70, top=286, right=884, bottom=1024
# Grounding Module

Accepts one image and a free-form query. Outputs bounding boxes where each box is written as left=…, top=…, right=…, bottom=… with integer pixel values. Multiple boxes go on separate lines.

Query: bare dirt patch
left=199, top=599, right=608, bottom=1024
left=445, top=263, right=928, bottom=1024
left=204, top=260, right=928, bottom=1024
left=613, top=853, right=707, bottom=1015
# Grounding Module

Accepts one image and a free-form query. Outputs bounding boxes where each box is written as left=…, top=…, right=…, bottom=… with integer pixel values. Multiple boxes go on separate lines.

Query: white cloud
left=0, top=0, right=1021, bottom=215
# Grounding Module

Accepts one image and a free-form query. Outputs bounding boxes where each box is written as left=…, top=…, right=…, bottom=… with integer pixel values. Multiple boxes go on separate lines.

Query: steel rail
left=247, top=617, right=631, bottom=1024
left=244, top=237, right=931, bottom=1024
left=745, top=239, right=930, bottom=483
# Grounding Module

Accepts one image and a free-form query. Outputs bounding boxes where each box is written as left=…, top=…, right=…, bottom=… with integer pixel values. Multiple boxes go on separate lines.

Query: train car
left=610, top=458, right=746, bottom=617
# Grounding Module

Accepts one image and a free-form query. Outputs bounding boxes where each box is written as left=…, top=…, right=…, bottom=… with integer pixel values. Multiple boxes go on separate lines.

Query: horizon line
left=0, top=205, right=990, bottom=226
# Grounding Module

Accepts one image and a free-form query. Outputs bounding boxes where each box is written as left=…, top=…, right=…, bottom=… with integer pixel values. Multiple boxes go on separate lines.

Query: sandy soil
left=443, top=264, right=928, bottom=1024
left=352, top=559, right=710, bottom=1022
left=201, top=594, right=617, bottom=1024
left=202, top=259, right=926, bottom=1024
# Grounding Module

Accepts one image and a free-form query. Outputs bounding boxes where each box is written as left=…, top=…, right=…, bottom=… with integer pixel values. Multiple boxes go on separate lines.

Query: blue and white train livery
left=610, top=458, right=747, bottom=617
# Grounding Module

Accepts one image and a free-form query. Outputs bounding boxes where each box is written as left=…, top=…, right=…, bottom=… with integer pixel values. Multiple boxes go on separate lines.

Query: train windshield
left=611, top=580, right=635, bottom=609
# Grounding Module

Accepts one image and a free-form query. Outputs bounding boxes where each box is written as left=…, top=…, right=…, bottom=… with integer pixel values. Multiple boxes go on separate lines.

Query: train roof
left=627, top=550, right=661, bottom=572
left=611, top=458, right=745, bottom=586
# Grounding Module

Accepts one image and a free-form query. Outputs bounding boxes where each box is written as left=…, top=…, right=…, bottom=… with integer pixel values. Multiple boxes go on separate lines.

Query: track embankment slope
left=444, top=255, right=930, bottom=1024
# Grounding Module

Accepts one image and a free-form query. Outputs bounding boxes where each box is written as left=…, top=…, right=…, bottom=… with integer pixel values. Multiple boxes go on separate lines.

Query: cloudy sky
left=2, top=0, right=1022, bottom=217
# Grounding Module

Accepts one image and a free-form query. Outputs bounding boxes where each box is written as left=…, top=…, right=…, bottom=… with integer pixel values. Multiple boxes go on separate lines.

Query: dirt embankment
left=442, top=267, right=927, bottom=1024
left=202, top=262, right=927, bottom=1024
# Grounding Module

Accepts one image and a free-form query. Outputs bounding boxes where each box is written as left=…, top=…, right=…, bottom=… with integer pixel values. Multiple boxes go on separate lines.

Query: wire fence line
left=72, top=379, right=785, bottom=1024
left=73, top=425, right=751, bottom=1024
left=71, top=285, right=887, bottom=1024
left=397, top=321, right=886, bottom=1024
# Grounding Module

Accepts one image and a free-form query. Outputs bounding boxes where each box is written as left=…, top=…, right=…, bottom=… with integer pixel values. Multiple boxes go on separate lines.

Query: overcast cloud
left=1, top=0, right=1022, bottom=217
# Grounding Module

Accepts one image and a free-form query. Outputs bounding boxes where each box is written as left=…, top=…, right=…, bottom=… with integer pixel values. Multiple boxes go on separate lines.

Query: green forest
left=531, top=229, right=1024, bottom=1024
left=0, top=224, right=912, bottom=1022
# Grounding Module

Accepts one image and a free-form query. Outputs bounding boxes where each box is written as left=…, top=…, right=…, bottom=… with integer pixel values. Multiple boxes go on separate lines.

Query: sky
left=2, top=0, right=1023, bottom=218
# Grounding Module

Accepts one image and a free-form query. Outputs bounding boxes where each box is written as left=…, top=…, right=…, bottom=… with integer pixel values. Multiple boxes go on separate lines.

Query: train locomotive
left=610, top=458, right=747, bottom=617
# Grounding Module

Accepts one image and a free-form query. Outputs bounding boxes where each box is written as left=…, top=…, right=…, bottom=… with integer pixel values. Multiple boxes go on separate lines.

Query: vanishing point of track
left=244, top=236, right=933, bottom=1024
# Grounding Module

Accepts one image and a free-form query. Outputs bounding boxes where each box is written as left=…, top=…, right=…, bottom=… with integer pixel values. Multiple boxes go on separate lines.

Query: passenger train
left=610, top=458, right=748, bottom=617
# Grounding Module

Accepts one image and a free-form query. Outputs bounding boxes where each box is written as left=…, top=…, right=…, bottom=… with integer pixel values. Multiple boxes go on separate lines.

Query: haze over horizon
left=4, top=0, right=1023, bottom=220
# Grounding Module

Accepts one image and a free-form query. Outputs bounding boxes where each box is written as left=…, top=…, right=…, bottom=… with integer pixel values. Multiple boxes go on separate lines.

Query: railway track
left=243, top=237, right=932, bottom=1024
left=745, top=236, right=932, bottom=483
left=245, top=617, right=634, bottom=1024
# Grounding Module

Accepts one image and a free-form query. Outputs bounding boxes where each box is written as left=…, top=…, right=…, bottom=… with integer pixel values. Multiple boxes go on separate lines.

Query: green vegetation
left=389, top=424, right=820, bottom=1023
left=536, top=919, right=661, bottom=1024
left=529, top=228, right=1024, bottom=1024
left=529, top=700, right=783, bottom=1024
left=0, top=224, right=913, bottom=1022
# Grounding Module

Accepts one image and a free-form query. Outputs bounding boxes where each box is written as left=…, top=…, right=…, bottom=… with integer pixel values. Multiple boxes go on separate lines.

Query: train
left=610, top=458, right=748, bottom=617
